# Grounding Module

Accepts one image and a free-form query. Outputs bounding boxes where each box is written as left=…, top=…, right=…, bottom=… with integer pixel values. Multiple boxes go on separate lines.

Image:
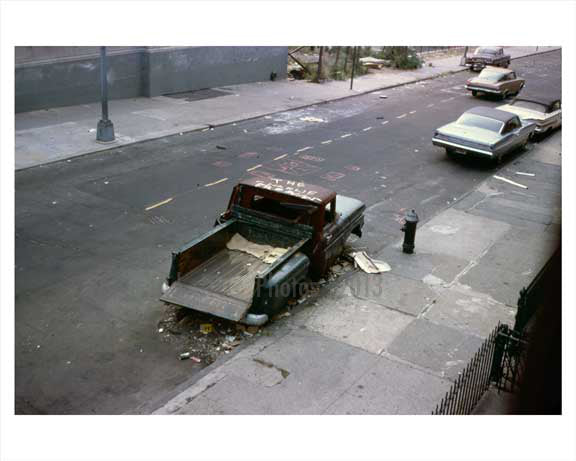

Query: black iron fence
left=432, top=324, right=500, bottom=415
left=432, top=248, right=558, bottom=415
left=432, top=323, right=530, bottom=415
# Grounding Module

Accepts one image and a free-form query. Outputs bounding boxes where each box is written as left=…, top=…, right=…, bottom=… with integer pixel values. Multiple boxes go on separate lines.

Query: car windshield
left=478, top=70, right=503, bottom=82
left=475, top=48, right=497, bottom=55
left=511, top=100, right=548, bottom=113
left=457, top=113, right=503, bottom=132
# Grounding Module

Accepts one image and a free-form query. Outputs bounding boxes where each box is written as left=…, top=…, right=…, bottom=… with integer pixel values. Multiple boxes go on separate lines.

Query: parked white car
left=497, top=94, right=561, bottom=139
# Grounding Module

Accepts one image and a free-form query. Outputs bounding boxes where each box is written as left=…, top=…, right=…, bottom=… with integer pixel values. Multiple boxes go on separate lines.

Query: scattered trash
left=246, top=326, right=260, bottom=335
left=515, top=171, right=535, bottom=177
left=200, top=323, right=214, bottom=334
left=493, top=175, right=528, bottom=189
left=299, top=116, right=325, bottom=123
left=104, top=181, right=109, bottom=185
left=216, top=145, right=227, bottom=150
left=351, top=251, right=391, bottom=274
left=51, top=201, right=57, bottom=205
left=179, top=352, right=191, bottom=360
left=88, top=128, right=96, bottom=133
left=376, top=116, right=385, bottom=120
left=379, top=95, right=388, bottom=99
left=158, top=328, right=164, bottom=333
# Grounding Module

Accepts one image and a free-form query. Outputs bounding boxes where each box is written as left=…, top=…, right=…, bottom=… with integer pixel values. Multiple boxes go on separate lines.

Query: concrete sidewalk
left=15, top=46, right=558, bottom=171
left=151, top=133, right=561, bottom=415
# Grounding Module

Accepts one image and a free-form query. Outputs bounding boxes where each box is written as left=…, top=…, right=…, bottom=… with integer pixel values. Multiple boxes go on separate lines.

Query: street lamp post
left=96, top=46, right=115, bottom=143
left=350, top=46, right=358, bottom=90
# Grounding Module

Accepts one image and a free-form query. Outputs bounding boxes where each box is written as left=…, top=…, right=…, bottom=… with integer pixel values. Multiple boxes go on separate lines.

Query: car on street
left=465, top=67, right=525, bottom=99
left=497, top=94, right=562, bottom=139
left=432, top=106, right=536, bottom=163
left=160, top=177, right=365, bottom=325
left=465, top=46, right=511, bottom=71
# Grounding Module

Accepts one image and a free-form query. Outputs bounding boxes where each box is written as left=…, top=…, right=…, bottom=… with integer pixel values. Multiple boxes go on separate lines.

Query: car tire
left=445, top=148, right=455, bottom=158
left=472, top=90, right=478, bottom=97
left=501, top=91, right=509, bottom=100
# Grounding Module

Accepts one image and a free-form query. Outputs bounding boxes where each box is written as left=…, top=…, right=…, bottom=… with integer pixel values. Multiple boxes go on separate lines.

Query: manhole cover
left=164, top=88, right=233, bottom=102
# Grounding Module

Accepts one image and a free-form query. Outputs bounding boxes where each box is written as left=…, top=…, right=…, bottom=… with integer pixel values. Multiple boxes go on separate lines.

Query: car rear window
left=478, top=69, right=502, bottom=82
left=457, top=113, right=504, bottom=132
left=512, top=100, right=548, bottom=113
left=475, top=48, right=497, bottom=55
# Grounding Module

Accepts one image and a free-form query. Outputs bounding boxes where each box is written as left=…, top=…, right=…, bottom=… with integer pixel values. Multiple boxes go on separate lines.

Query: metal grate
left=164, top=88, right=233, bottom=102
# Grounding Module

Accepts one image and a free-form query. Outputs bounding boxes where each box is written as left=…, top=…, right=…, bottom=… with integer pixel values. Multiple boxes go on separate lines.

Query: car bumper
left=465, top=85, right=502, bottom=94
left=432, top=137, right=494, bottom=157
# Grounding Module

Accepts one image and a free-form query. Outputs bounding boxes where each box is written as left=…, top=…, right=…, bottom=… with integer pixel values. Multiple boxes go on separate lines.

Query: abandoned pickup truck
left=160, top=177, right=365, bottom=325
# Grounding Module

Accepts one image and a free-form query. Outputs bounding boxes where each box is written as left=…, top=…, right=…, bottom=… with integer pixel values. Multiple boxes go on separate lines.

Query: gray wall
left=15, top=46, right=288, bottom=113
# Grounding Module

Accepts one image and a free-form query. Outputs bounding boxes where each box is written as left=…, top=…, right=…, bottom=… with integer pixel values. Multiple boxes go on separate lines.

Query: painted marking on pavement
left=381, top=120, right=389, bottom=125
left=204, top=177, right=229, bottom=187
left=297, top=146, right=313, bottom=152
left=362, top=127, right=373, bottom=132
left=145, top=197, right=173, bottom=211
left=396, top=114, right=407, bottom=119
left=247, top=164, right=262, bottom=172
left=274, top=154, right=288, bottom=161
left=409, top=110, right=417, bottom=114
left=340, top=133, right=353, bottom=138
left=321, top=140, right=333, bottom=144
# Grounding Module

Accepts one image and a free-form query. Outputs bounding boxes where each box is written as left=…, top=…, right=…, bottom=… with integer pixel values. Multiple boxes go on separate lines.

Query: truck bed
left=160, top=247, right=270, bottom=321
left=178, top=249, right=268, bottom=302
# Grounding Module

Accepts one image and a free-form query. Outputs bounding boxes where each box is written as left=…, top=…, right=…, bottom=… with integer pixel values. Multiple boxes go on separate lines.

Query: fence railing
left=432, top=323, right=530, bottom=415
left=432, top=323, right=500, bottom=415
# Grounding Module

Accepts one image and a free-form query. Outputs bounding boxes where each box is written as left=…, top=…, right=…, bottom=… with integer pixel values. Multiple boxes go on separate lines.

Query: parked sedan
left=497, top=94, right=562, bottom=139
left=432, top=107, right=536, bottom=164
left=466, top=67, right=525, bottom=99
left=465, top=46, right=511, bottom=71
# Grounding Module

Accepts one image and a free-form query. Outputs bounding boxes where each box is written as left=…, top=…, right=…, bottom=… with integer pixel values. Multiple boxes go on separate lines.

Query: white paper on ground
left=351, top=251, right=391, bottom=274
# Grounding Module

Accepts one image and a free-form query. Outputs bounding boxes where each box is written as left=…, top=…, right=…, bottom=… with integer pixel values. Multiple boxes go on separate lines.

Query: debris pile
left=158, top=306, right=257, bottom=364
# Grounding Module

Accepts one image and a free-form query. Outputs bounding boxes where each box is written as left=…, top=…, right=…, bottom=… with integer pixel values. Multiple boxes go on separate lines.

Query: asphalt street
left=15, top=50, right=561, bottom=414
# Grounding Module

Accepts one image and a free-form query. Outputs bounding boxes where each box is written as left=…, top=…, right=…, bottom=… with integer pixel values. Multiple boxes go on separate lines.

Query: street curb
left=16, top=47, right=561, bottom=173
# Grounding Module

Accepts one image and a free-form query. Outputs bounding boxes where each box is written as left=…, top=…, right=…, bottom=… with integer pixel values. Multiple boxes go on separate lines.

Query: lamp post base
left=96, top=119, right=115, bottom=143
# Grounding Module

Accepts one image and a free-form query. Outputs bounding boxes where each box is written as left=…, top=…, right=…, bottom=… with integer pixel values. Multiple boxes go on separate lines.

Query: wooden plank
left=161, top=283, right=250, bottom=322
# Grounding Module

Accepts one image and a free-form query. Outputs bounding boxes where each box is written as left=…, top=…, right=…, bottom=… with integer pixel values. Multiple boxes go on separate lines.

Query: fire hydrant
left=401, top=209, right=419, bottom=254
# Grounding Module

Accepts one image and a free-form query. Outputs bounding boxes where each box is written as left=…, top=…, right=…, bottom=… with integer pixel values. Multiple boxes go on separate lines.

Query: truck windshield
left=457, top=113, right=504, bottom=132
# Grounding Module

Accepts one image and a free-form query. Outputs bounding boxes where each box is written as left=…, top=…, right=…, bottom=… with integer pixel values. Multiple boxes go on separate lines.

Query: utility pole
left=350, top=46, right=358, bottom=90
left=96, top=46, right=115, bottom=143
left=316, top=46, right=324, bottom=83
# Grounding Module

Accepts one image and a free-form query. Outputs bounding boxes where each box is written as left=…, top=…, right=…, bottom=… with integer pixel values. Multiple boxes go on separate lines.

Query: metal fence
left=414, top=46, right=468, bottom=54
left=432, top=323, right=531, bottom=415
left=432, top=323, right=501, bottom=415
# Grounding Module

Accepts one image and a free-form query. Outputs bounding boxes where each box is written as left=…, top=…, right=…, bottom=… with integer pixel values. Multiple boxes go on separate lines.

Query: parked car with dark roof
left=432, top=107, right=536, bottom=164
left=465, top=46, right=510, bottom=71
left=465, top=67, right=525, bottom=99
left=497, top=94, right=562, bottom=139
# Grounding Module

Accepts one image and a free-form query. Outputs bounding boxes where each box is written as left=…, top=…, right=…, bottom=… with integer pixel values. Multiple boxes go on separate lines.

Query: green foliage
left=378, top=47, right=422, bottom=70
